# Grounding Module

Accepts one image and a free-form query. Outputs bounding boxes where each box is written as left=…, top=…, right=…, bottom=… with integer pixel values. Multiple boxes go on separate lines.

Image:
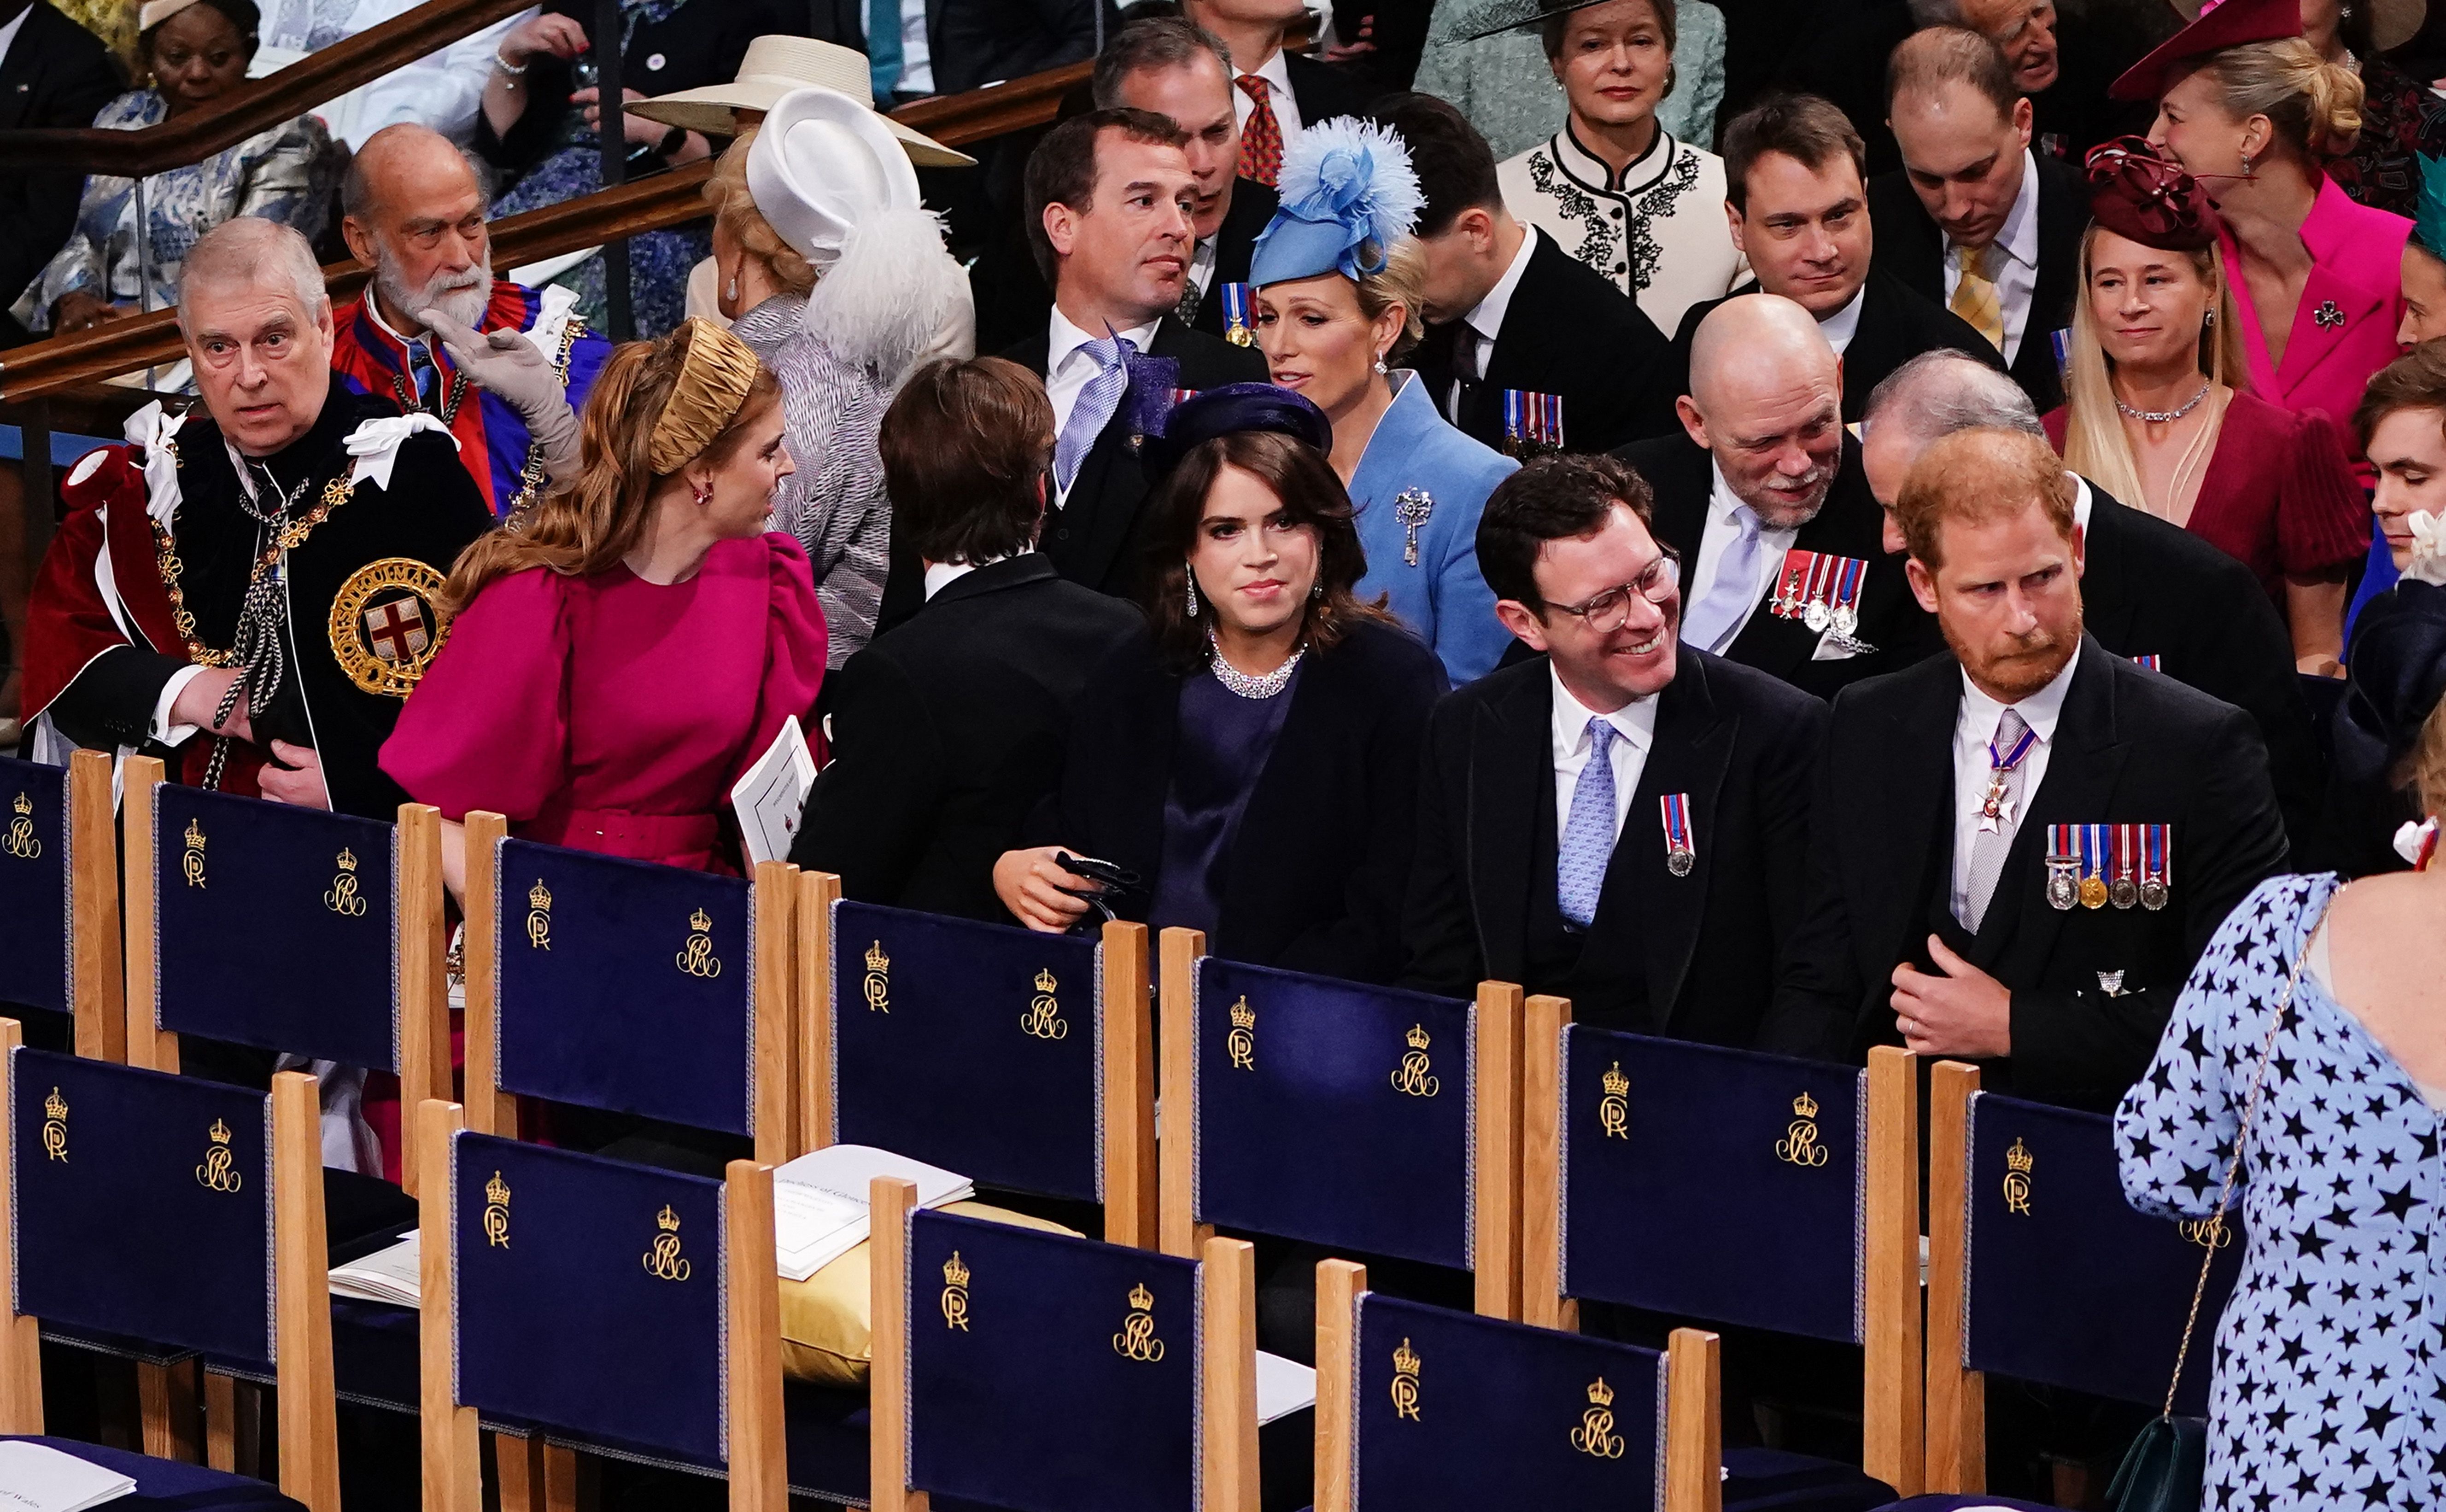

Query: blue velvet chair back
left=492, top=838, right=760, bottom=1138
left=10, top=1047, right=274, bottom=1368
left=1351, top=1291, right=1665, bottom=1509
left=450, top=1132, right=727, bottom=1467
left=829, top=901, right=1102, bottom=1202
left=152, top=785, right=398, bottom=1070
left=1961, top=1092, right=2240, bottom=1413
left=0, top=758, right=72, bottom=1016
left=1558, top=1025, right=1865, bottom=1344
left=904, top=1208, right=1200, bottom=1512
left=1191, top=957, right=1474, bottom=1270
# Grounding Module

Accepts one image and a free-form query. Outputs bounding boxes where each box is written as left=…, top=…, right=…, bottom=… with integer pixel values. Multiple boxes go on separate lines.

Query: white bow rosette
left=343, top=413, right=461, bottom=491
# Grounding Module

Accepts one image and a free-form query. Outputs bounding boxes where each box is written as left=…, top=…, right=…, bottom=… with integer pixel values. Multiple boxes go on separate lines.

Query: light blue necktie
left=1557, top=718, right=1619, bottom=930
left=867, top=0, right=905, bottom=100
left=407, top=340, right=438, bottom=406
left=1683, top=504, right=1767, bottom=654
left=1054, top=334, right=1134, bottom=496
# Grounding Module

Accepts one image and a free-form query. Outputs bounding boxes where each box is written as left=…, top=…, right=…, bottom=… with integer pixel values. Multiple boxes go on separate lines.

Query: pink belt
left=525, top=802, right=724, bottom=869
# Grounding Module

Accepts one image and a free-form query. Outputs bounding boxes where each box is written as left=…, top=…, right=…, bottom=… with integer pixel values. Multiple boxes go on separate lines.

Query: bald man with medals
left=24, top=217, right=494, bottom=819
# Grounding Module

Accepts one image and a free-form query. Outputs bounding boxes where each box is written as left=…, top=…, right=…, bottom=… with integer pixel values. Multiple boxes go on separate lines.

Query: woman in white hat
left=14, top=0, right=335, bottom=345
left=698, top=86, right=973, bottom=662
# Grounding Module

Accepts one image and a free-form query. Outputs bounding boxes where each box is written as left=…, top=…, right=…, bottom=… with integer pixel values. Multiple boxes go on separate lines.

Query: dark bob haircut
left=1139, top=429, right=1394, bottom=671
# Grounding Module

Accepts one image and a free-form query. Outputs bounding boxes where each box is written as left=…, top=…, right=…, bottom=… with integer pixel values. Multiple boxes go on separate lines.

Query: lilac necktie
left=1054, top=334, right=1135, bottom=496
left=1557, top=718, right=1619, bottom=930
left=1684, top=504, right=1766, bottom=654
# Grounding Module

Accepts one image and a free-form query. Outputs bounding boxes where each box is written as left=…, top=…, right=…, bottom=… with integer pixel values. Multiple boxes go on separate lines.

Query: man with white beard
left=331, top=124, right=613, bottom=518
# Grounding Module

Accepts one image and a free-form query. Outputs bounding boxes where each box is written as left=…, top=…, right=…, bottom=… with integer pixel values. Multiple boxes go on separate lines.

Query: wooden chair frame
left=0, top=1025, right=341, bottom=1509
left=1154, top=928, right=1525, bottom=1319
left=416, top=1098, right=787, bottom=1512
left=1924, top=1058, right=1984, bottom=1494
left=1311, top=1258, right=1721, bottom=1512
left=119, top=759, right=452, bottom=1191
left=457, top=816, right=793, bottom=1165
left=1521, top=996, right=1925, bottom=1497
left=865, top=1175, right=1260, bottom=1512
left=794, top=873, right=1159, bottom=1249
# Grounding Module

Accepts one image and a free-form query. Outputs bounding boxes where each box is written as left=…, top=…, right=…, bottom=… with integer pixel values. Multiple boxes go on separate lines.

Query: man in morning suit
left=1762, top=427, right=2286, bottom=1111
left=1385, top=92, right=1680, bottom=456
left=1182, top=0, right=1373, bottom=184
left=1402, top=453, right=1827, bottom=1042
left=1097, top=18, right=1281, bottom=342
left=1859, top=350, right=2325, bottom=861
left=1871, top=29, right=2086, bottom=413
left=875, top=108, right=1267, bottom=630
left=1620, top=293, right=1929, bottom=698
left=1670, top=92, right=2007, bottom=426
left=794, top=358, right=1143, bottom=921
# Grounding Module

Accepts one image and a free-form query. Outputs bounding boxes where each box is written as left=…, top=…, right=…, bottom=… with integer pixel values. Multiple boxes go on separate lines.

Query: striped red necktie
left=1236, top=74, right=1283, bottom=187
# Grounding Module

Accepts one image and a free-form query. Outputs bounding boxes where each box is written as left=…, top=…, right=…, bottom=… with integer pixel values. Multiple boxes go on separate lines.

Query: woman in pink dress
left=382, top=317, right=828, bottom=877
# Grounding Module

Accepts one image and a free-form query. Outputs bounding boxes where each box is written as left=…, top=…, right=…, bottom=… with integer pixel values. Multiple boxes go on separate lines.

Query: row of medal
left=1501, top=390, right=1567, bottom=458
left=2045, top=823, right=2173, bottom=912
left=1770, top=549, right=1869, bottom=637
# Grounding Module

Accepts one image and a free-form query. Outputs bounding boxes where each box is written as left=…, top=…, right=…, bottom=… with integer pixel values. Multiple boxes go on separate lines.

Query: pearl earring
left=1185, top=573, right=1200, bottom=616
left=726, top=277, right=739, bottom=301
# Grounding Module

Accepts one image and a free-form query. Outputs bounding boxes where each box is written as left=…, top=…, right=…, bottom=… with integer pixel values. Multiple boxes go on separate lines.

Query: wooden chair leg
left=233, top=1379, right=264, bottom=1478
left=495, top=1432, right=547, bottom=1512
left=205, top=1369, right=236, bottom=1472
left=138, top=1357, right=200, bottom=1461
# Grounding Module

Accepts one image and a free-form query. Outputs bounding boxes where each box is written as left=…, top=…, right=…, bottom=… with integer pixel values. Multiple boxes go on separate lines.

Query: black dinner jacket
left=2075, top=479, right=2327, bottom=866
left=1669, top=269, right=2009, bottom=426
left=925, top=0, right=1101, bottom=96
left=1868, top=149, right=2087, bottom=413
left=1617, top=431, right=1932, bottom=698
left=1283, top=50, right=1375, bottom=126
left=0, top=2, right=122, bottom=344
left=1190, top=179, right=1279, bottom=339
left=874, top=317, right=1268, bottom=633
left=1761, top=637, right=2289, bottom=1111
left=1410, top=228, right=1683, bottom=455
left=791, top=555, right=1145, bottom=923
left=1401, top=648, right=1827, bottom=1045
left=1033, top=618, right=1449, bottom=985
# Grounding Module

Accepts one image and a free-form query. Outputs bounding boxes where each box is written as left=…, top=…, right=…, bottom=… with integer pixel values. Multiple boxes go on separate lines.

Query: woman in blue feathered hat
left=1248, top=117, right=1518, bottom=683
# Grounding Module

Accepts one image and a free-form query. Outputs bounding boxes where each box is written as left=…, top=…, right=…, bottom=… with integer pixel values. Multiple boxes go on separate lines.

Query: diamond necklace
left=1207, top=628, right=1303, bottom=700
left=2115, top=380, right=2212, bottom=425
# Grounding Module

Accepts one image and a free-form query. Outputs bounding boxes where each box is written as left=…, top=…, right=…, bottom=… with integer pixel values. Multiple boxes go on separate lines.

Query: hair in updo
left=439, top=323, right=779, bottom=613
left=2417, top=701, right=2446, bottom=821
left=2187, top=38, right=2364, bottom=158
left=703, top=127, right=819, bottom=298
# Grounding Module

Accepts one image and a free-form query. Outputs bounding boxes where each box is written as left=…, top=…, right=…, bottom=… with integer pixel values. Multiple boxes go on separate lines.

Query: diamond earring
left=1185, top=572, right=1200, bottom=616
left=1373, top=356, right=1388, bottom=374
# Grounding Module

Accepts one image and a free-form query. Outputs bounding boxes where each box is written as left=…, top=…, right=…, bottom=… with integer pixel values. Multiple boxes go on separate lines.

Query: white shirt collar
left=1815, top=281, right=1868, bottom=355
left=1550, top=660, right=1660, bottom=762
left=1976, top=149, right=2042, bottom=272
left=360, top=289, right=433, bottom=354
left=0, top=6, right=35, bottom=66
left=1246, top=46, right=1293, bottom=98
left=1707, top=459, right=1748, bottom=525
left=922, top=555, right=1012, bottom=601
left=1049, top=306, right=1161, bottom=373
left=2071, top=473, right=2095, bottom=536
left=1464, top=222, right=1541, bottom=345
left=1958, top=645, right=2078, bottom=748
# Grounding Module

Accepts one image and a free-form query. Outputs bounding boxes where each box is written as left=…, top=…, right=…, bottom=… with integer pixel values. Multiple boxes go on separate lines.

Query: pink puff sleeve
left=748, top=533, right=830, bottom=770
left=378, top=566, right=575, bottom=823
left=2276, top=408, right=2373, bottom=579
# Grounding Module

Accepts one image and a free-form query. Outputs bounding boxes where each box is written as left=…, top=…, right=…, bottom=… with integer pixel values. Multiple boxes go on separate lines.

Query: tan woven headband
left=646, top=319, right=765, bottom=475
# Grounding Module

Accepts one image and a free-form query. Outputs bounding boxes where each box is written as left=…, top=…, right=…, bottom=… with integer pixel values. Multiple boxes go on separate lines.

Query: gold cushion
left=778, top=1199, right=1080, bottom=1385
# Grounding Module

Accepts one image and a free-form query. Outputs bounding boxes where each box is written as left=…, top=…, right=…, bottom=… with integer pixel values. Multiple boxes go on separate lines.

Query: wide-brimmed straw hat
left=631, top=35, right=973, bottom=169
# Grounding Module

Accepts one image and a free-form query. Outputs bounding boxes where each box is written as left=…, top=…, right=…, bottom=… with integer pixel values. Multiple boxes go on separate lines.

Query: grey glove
left=420, top=306, right=582, bottom=485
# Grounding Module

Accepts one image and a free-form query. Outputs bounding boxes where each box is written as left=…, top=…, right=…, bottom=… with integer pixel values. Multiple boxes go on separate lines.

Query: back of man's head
left=1895, top=424, right=2072, bottom=569
left=1866, top=350, right=2040, bottom=457
left=178, top=215, right=328, bottom=327
left=1093, top=17, right=1232, bottom=107
left=1720, top=92, right=1866, bottom=215
left=881, top=357, right=1057, bottom=566
left=1375, top=92, right=1503, bottom=238
left=1024, top=107, right=1192, bottom=285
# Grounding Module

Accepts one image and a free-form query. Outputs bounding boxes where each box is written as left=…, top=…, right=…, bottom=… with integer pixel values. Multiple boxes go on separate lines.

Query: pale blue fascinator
left=1247, top=116, right=1426, bottom=288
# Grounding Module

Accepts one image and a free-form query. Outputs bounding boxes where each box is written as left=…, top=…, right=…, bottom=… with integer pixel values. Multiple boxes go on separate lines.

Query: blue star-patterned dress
left=2116, top=873, right=2446, bottom=1511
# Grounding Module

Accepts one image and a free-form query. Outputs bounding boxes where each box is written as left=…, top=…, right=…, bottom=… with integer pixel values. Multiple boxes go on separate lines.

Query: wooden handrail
left=0, top=55, right=1094, bottom=405
left=0, top=0, right=536, bottom=175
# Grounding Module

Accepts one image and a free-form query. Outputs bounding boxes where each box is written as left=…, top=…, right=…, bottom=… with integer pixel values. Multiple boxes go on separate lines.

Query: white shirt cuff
left=150, top=665, right=210, bottom=747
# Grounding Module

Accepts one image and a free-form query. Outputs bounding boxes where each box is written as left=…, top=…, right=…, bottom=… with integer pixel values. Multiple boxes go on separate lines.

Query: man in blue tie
left=1615, top=292, right=1932, bottom=698
left=878, top=107, right=1268, bottom=629
left=1402, top=451, right=1827, bottom=1043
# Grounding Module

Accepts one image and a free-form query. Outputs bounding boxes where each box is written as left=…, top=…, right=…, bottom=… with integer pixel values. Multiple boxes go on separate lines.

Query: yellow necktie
left=1951, top=242, right=2006, bottom=352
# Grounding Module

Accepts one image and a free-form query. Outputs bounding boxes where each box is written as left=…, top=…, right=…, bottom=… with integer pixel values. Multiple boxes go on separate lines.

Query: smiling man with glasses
left=1399, top=450, right=1829, bottom=1045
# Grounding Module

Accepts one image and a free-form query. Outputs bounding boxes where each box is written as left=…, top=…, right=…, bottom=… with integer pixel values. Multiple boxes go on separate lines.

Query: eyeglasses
left=1546, top=550, right=1680, bottom=633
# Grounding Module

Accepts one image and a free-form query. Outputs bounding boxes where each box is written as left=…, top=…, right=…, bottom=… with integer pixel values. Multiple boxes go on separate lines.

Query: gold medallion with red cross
left=328, top=556, right=451, bottom=698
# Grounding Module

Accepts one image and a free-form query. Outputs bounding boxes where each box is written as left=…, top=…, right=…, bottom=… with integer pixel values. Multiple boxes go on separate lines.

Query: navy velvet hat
left=1143, top=382, right=1334, bottom=479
